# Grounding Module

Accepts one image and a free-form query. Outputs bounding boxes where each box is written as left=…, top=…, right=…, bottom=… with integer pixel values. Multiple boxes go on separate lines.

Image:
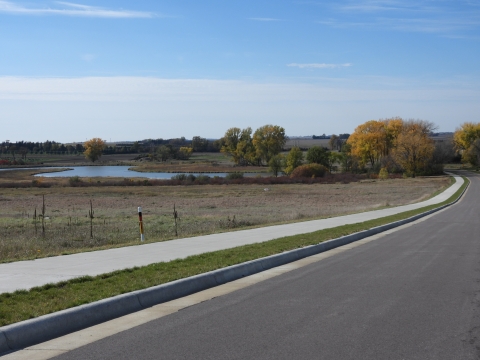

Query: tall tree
left=339, top=143, right=354, bottom=172
left=252, top=125, right=286, bottom=165
left=347, top=118, right=406, bottom=167
left=83, top=138, right=105, bottom=163
left=306, top=146, right=329, bottom=167
left=328, top=135, right=340, bottom=150
left=221, top=127, right=257, bottom=165
left=393, top=121, right=436, bottom=177
left=347, top=120, right=387, bottom=167
left=192, top=136, right=209, bottom=152
left=284, top=147, right=304, bottom=175
left=156, top=145, right=172, bottom=162
left=453, top=122, right=480, bottom=166
left=268, top=154, right=284, bottom=177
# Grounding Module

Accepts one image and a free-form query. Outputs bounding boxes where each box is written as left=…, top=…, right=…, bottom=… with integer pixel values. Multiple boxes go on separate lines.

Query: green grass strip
left=0, top=176, right=469, bottom=326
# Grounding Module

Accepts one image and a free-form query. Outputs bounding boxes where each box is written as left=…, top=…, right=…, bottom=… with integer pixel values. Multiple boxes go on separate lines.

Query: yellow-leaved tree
left=84, top=138, right=105, bottom=163
left=220, top=127, right=258, bottom=166
left=252, top=125, right=286, bottom=165
left=347, top=120, right=388, bottom=167
left=393, top=120, right=436, bottom=177
left=453, top=122, right=480, bottom=166
left=178, top=147, right=193, bottom=160
left=347, top=118, right=404, bottom=168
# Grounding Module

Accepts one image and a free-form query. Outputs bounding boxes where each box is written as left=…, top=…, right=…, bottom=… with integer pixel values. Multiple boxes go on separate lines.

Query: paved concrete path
left=0, top=175, right=464, bottom=294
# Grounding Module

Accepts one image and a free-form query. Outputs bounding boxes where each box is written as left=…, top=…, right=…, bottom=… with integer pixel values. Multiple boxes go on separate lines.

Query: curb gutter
left=0, top=178, right=468, bottom=356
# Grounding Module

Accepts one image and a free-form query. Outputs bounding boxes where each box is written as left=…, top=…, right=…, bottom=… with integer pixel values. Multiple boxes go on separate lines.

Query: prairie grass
left=0, top=176, right=451, bottom=262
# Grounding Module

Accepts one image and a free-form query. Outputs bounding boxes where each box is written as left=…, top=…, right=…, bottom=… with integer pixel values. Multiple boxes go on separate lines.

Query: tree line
left=260, top=118, right=463, bottom=178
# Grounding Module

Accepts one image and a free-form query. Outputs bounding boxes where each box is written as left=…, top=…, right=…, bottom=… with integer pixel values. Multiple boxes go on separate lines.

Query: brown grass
left=0, top=176, right=451, bottom=262
left=133, top=163, right=267, bottom=173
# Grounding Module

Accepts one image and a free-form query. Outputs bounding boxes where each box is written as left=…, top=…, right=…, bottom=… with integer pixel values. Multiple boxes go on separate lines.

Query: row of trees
left=345, top=118, right=447, bottom=177
left=270, top=118, right=461, bottom=178
left=0, top=141, right=84, bottom=158
left=83, top=138, right=195, bottom=163
left=220, top=125, right=286, bottom=166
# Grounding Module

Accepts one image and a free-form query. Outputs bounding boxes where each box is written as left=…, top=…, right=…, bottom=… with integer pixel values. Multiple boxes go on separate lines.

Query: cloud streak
left=248, top=17, right=283, bottom=21
left=318, top=0, right=480, bottom=35
left=287, top=63, right=352, bottom=69
left=0, top=1, right=155, bottom=18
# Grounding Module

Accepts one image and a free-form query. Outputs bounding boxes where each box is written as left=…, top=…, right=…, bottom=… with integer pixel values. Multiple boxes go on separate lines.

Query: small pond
left=4, top=166, right=265, bottom=179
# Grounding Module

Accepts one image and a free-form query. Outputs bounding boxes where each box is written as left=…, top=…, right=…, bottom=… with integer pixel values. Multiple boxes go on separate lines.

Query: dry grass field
left=0, top=176, right=451, bottom=262
left=284, top=138, right=331, bottom=149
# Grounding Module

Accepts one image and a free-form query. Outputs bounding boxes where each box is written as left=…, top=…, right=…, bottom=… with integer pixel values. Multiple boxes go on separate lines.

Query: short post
left=138, top=207, right=145, bottom=242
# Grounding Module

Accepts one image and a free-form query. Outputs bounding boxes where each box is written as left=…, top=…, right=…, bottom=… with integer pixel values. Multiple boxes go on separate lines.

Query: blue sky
left=1, top=0, right=479, bottom=142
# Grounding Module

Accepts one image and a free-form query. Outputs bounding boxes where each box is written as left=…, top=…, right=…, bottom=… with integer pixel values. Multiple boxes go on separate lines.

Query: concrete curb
left=0, top=177, right=468, bottom=356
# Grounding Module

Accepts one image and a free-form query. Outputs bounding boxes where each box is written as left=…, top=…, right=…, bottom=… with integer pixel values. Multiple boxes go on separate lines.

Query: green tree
left=192, top=136, right=209, bottom=152
left=306, top=146, right=329, bottom=167
left=252, top=125, right=286, bottom=165
left=327, top=152, right=342, bottom=172
left=284, top=147, right=304, bottom=175
left=156, top=145, right=171, bottom=162
left=268, top=154, right=284, bottom=177
left=83, top=138, right=105, bottom=163
left=339, top=143, right=354, bottom=172
left=221, top=127, right=257, bottom=165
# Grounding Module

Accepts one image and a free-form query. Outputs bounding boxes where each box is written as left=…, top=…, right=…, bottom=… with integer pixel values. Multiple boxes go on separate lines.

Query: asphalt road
left=53, top=173, right=479, bottom=360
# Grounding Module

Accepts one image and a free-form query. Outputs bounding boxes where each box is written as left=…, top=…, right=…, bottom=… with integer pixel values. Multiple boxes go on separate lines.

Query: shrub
left=195, top=175, right=211, bottom=183
left=378, top=168, right=389, bottom=180
left=226, top=172, right=244, bottom=180
left=290, top=164, right=328, bottom=178
left=171, top=174, right=188, bottom=181
left=68, top=176, right=82, bottom=186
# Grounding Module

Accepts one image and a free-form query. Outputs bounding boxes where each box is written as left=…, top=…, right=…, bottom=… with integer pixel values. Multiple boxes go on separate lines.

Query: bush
left=68, top=176, right=82, bottom=186
left=195, top=175, right=211, bottom=183
left=290, top=164, right=328, bottom=178
left=225, top=172, right=244, bottom=180
left=378, top=168, right=389, bottom=180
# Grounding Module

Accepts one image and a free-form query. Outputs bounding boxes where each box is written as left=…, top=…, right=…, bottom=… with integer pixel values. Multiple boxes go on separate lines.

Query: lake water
left=1, top=166, right=263, bottom=179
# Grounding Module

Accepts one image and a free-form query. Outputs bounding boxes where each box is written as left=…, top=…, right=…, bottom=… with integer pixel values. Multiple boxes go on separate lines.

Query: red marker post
left=138, top=207, right=145, bottom=242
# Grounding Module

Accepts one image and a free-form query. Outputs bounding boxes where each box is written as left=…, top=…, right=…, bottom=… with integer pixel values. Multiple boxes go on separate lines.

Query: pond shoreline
left=5, top=166, right=270, bottom=179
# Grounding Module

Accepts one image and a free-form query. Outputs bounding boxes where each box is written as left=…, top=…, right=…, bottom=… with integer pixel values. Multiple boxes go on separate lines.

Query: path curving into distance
left=0, top=174, right=464, bottom=294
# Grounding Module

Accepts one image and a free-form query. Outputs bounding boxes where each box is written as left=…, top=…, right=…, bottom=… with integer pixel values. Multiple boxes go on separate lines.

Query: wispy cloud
left=81, top=54, right=96, bottom=62
left=318, top=16, right=480, bottom=34
left=287, top=63, right=352, bottom=69
left=0, top=1, right=155, bottom=18
left=248, top=17, right=283, bottom=21
left=316, top=0, right=480, bottom=35
left=338, top=0, right=419, bottom=12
